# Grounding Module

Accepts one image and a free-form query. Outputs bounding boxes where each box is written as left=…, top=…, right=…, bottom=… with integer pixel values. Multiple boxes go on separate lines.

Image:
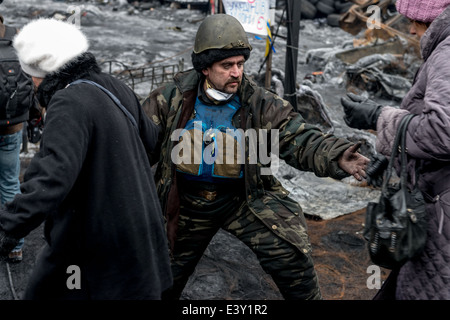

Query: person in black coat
left=0, top=18, right=172, bottom=299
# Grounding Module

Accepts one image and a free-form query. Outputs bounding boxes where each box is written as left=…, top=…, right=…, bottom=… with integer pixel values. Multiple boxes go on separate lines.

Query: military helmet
left=193, top=14, right=252, bottom=54
left=191, top=14, right=252, bottom=72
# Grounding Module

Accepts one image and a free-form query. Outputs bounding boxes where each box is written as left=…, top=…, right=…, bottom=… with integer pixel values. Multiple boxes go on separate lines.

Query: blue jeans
left=0, top=130, right=24, bottom=251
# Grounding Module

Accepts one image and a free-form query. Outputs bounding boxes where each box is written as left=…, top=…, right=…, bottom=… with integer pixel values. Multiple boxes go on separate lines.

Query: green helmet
left=193, top=14, right=252, bottom=54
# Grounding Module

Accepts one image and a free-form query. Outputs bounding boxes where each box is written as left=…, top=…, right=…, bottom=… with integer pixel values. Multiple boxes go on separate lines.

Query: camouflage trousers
left=163, top=181, right=322, bottom=300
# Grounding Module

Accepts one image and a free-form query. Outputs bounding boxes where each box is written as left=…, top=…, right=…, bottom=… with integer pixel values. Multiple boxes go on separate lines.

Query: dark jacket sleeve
left=0, top=90, right=90, bottom=240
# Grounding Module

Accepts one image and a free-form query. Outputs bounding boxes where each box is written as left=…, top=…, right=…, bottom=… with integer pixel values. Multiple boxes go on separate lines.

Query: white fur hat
left=13, top=18, right=89, bottom=78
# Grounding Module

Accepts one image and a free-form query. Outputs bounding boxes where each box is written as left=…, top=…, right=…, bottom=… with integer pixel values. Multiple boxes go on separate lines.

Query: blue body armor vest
left=175, top=96, right=244, bottom=183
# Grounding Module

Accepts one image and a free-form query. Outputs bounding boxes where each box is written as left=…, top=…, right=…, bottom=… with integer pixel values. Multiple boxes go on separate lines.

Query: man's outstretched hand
left=338, top=142, right=370, bottom=181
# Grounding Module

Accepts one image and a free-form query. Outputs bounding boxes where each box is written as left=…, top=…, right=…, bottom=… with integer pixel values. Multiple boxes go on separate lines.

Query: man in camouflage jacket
left=142, top=14, right=368, bottom=300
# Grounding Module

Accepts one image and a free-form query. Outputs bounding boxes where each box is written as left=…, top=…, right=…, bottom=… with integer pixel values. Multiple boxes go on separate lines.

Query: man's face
left=202, top=55, right=245, bottom=94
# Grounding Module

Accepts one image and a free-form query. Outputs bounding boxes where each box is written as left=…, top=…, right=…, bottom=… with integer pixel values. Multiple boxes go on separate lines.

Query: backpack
left=0, top=25, right=34, bottom=127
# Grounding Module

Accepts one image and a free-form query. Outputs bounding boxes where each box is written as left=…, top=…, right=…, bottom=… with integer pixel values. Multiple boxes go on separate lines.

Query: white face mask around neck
left=205, top=79, right=234, bottom=102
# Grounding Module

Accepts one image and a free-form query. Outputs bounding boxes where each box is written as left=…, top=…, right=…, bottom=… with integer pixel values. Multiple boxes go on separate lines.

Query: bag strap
left=400, top=115, right=416, bottom=187
left=381, top=114, right=416, bottom=192
left=67, top=79, right=138, bottom=130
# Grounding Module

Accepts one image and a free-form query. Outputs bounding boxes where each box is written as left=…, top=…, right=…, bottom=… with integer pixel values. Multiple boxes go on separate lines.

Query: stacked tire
left=300, top=0, right=354, bottom=26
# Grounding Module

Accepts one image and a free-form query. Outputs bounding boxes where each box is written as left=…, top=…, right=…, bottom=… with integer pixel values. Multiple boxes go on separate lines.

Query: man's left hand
left=338, top=142, right=370, bottom=181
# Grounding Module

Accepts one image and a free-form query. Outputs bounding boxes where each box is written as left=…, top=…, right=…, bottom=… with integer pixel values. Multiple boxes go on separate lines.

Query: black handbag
left=363, top=114, right=427, bottom=270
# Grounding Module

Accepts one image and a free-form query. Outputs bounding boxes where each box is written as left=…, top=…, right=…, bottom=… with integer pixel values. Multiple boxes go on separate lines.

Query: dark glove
left=341, top=93, right=383, bottom=130
left=366, top=153, right=388, bottom=188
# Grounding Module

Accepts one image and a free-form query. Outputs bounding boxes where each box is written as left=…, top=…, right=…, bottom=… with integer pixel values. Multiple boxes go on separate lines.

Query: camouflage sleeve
left=141, top=85, right=172, bottom=165
left=258, top=92, right=351, bottom=180
left=279, top=112, right=351, bottom=179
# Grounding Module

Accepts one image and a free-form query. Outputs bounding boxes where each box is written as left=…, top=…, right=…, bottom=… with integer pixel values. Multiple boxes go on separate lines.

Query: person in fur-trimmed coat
left=341, top=0, right=450, bottom=300
left=0, top=18, right=172, bottom=299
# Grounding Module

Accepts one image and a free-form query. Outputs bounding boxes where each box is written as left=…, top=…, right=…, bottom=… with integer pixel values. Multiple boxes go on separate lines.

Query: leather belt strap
left=0, top=123, right=23, bottom=135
